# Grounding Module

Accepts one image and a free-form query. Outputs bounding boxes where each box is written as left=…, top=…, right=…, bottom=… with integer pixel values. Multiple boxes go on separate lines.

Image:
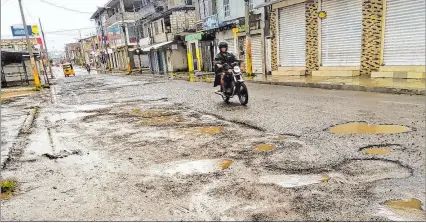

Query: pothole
left=385, top=198, right=423, bottom=210
left=180, top=126, right=225, bottom=136
left=377, top=198, right=426, bottom=221
left=362, top=147, right=391, bottom=155
left=146, top=159, right=232, bottom=177
left=336, top=159, right=412, bottom=183
left=328, top=122, right=410, bottom=134
left=254, top=144, right=276, bottom=151
left=259, top=174, right=329, bottom=188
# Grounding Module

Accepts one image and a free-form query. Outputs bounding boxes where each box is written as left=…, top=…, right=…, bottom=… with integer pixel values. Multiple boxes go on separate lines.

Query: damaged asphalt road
left=1, top=68, right=425, bottom=221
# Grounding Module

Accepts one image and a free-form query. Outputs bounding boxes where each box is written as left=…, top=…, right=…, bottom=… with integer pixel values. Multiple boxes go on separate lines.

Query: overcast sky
left=1, top=0, right=107, bottom=52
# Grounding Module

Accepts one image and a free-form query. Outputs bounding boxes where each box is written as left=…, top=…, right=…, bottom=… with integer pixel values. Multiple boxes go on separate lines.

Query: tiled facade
left=305, top=0, right=319, bottom=75
left=270, top=9, right=278, bottom=71
left=360, top=0, right=383, bottom=76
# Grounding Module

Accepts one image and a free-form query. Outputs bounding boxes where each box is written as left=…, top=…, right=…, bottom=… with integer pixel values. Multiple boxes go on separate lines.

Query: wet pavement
left=1, top=67, right=425, bottom=221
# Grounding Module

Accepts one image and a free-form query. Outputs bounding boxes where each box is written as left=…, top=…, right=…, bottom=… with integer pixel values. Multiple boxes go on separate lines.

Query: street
left=1, top=68, right=425, bottom=221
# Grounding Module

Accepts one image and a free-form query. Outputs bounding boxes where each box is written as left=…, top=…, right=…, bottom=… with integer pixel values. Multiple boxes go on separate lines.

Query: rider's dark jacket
left=213, top=52, right=237, bottom=86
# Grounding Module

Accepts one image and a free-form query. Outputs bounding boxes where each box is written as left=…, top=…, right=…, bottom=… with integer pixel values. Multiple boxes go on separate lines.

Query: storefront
left=278, top=2, right=306, bottom=68
left=320, top=0, right=362, bottom=67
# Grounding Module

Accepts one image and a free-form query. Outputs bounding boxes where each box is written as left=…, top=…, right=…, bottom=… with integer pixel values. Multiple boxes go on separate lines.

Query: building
left=103, top=0, right=143, bottom=70
left=259, top=0, right=425, bottom=79
left=65, top=43, right=82, bottom=65
left=139, top=0, right=196, bottom=74
left=188, top=0, right=266, bottom=74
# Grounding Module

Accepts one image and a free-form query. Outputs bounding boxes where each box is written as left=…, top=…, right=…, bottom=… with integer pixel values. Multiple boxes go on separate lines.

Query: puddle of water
left=259, top=174, right=327, bottom=188
left=220, top=160, right=233, bottom=169
left=254, top=144, right=276, bottom=151
left=378, top=199, right=426, bottom=221
left=328, top=122, right=410, bottom=134
left=385, top=198, right=423, bottom=210
left=363, top=147, right=391, bottom=155
left=148, top=159, right=229, bottom=176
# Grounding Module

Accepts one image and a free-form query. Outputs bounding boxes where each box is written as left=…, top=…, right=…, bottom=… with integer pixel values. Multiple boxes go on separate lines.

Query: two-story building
left=188, top=0, right=266, bottom=74
left=139, top=0, right=196, bottom=74
left=103, top=0, right=143, bottom=70
left=258, top=0, right=425, bottom=79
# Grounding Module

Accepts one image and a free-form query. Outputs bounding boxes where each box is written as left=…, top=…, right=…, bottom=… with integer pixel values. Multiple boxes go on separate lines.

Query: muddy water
left=219, top=160, right=233, bottom=169
left=363, top=147, right=391, bottom=155
left=385, top=198, right=423, bottom=210
left=180, top=126, right=225, bottom=136
left=328, top=122, right=410, bottom=134
left=253, top=144, right=276, bottom=151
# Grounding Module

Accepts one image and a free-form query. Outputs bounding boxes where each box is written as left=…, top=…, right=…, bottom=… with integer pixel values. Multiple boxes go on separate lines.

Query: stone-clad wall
left=360, top=0, right=384, bottom=76
left=305, top=0, right=319, bottom=75
left=270, top=9, right=278, bottom=71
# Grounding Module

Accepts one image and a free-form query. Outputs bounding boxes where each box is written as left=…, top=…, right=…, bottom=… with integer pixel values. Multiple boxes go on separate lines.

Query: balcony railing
left=105, top=12, right=143, bottom=27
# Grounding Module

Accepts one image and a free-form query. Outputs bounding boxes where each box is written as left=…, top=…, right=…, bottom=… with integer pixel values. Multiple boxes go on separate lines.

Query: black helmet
left=218, top=41, right=228, bottom=49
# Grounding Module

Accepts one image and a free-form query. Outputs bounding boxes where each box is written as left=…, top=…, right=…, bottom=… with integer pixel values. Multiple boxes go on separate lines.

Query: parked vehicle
left=62, top=63, right=75, bottom=77
left=215, top=62, right=249, bottom=105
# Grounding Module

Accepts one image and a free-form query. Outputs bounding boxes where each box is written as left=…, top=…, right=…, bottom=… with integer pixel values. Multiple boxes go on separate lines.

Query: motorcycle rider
left=214, top=41, right=237, bottom=93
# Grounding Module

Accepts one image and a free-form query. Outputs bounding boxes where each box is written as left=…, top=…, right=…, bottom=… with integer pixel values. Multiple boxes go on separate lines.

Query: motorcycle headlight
left=233, top=66, right=241, bottom=73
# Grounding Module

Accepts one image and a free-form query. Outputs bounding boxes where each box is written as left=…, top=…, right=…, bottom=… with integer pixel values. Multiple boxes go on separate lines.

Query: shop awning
left=142, top=41, right=174, bottom=52
left=254, top=0, right=286, bottom=9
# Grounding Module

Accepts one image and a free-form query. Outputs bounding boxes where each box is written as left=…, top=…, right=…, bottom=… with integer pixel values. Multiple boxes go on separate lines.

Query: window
left=154, top=21, right=159, bottom=35
left=224, top=0, right=230, bottom=17
left=186, top=0, right=193, bottom=5
left=161, top=19, right=164, bottom=33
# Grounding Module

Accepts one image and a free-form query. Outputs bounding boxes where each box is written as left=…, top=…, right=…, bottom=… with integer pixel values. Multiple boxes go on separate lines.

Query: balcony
left=105, top=12, right=143, bottom=27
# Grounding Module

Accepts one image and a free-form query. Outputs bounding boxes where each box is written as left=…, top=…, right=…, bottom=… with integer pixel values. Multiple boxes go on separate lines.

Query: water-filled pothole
left=254, top=144, right=276, bottom=151
left=220, top=160, right=233, bottom=169
left=378, top=198, right=426, bottom=221
left=363, top=147, right=391, bottom=155
left=180, top=126, right=225, bottom=136
left=328, top=122, right=410, bottom=134
left=385, top=198, right=423, bottom=210
left=259, top=174, right=328, bottom=188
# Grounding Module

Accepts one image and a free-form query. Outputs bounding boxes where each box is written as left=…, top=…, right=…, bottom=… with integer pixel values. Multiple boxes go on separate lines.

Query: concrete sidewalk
left=96, top=70, right=425, bottom=95
left=247, top=75, right=425, bottom=95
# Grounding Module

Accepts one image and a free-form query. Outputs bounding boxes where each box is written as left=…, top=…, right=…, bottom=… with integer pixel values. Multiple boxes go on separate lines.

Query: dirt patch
left=1, top=90, right=35, bottom=101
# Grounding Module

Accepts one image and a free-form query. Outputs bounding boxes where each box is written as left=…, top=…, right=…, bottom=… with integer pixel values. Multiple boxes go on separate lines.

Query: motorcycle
left=215, top=62, right=249, bottom=105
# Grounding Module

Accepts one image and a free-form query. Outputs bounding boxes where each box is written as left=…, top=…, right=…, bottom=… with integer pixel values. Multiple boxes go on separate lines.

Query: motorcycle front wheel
left=238, top=82, right=249, bottom=105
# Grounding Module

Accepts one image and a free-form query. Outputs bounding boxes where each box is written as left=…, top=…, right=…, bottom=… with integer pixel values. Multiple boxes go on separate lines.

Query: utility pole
left=78, top=30, right=85, bottom=66
left=18, top=0, right=41, bottom=87
left=38, top=18, right=53, bottom=78
left=98, top=7, right=110, bottom=71
left=133, top=4, right=142, bottom=70
left=120, top=0, right=131, bottom=72
left=244, top=0, right=252, bottom=76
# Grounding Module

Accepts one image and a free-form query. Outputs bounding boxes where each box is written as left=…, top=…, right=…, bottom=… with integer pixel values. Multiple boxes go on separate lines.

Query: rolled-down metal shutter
left=251, top=35, right=263, bottom=73
left=225, top=38, right=235, bottom=55
left=278, top=2, right=306, bottom=67
left=384, top=0, right=426, bottom=65
left=321, top=0, right=362, bottom=66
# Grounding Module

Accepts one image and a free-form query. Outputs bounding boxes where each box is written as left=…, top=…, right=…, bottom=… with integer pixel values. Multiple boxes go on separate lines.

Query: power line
left=39, top=0, right=93, bottom=14
left=44, top=27, right=97, bottom=34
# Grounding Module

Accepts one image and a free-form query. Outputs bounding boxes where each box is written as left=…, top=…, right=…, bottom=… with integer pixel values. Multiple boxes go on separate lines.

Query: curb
left=248, top=80, right=425, bottom=96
